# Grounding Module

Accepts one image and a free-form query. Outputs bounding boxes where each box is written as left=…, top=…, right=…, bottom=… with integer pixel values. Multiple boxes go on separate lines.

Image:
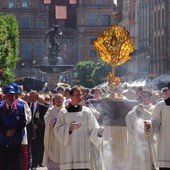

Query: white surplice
left=151, top=100, right=170, bottom=168
left=54, top=106, right=102, bottom=170
left=43, top=105, right=63, bottom=167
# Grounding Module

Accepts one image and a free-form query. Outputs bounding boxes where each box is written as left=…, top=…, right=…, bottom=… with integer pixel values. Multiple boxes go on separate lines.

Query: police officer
left=0, top=84, right=27, bottom=170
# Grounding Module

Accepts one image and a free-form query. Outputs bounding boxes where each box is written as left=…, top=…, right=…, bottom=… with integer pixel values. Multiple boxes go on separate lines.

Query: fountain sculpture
left=34, top=25, right=73, bottom=89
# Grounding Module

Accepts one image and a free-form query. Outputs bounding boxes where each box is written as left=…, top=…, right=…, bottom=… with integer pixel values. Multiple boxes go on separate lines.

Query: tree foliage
left=91, top=60, right=111, bottom=86
left=0, top=13, right=19, bottom=86
left=74, top=59, right=129, bottom=88
left=73, top=60, right=95, bottom=88
left=115, top=63, right=128, bottom=77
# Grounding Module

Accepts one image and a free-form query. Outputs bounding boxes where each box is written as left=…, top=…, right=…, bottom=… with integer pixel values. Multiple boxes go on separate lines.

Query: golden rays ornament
left=94, top=26, right=135, bottom=89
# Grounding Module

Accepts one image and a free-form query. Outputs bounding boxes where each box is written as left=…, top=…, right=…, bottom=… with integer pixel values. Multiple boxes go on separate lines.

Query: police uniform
left=0, top=85, right=26, bottom=170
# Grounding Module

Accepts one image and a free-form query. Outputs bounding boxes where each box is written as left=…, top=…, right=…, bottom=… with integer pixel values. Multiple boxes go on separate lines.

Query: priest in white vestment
left=54, top=86, right=105, bottom=170
left=144, top=82, right=170, bottom=169
left=43, top=94, right=64, bottom=170
left=82, top=100, right=106, bottom=170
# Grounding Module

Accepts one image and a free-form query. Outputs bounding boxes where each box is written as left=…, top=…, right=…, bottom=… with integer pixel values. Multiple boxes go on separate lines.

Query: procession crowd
left=0, top=81, right=170, bottom=170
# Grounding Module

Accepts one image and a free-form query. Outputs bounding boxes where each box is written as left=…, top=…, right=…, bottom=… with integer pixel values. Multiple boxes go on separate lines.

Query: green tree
left=73, top=60, right=129, bottom=88
left=115, top=63, right=128, bottom=77
left=0, top=13, right=19, bottom=86
left=91, top=60, right=111, bottom=86
left=73, top=60, right=95, bottom=88
left=92, top=61, right=129, bottom=86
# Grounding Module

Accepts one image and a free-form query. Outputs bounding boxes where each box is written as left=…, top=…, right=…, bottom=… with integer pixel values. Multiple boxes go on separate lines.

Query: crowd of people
left=0, top=81, right=170, bottom=170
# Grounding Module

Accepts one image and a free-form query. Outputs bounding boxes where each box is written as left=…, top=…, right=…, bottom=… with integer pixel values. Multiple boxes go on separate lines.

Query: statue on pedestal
left=44, top=25, right=62, bottom=64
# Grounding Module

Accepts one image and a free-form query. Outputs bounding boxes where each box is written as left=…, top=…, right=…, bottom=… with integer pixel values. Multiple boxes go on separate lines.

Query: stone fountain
left=34, top=63, right=73, bottom=90
left=34, top=25, right=74, bottom=89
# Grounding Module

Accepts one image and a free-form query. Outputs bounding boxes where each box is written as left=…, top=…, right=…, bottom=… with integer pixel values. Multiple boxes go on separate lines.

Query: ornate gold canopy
left=94, top=26, right=135, bottom=89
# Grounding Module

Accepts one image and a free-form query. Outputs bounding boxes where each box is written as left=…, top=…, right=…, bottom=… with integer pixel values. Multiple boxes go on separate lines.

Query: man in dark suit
left=28, top=90, right=48, bottom=170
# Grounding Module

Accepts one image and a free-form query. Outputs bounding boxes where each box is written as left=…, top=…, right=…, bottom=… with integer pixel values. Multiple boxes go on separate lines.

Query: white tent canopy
left=127, top=74, right=170, bottom=88
left=127, top=77, right=146, bottom=87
